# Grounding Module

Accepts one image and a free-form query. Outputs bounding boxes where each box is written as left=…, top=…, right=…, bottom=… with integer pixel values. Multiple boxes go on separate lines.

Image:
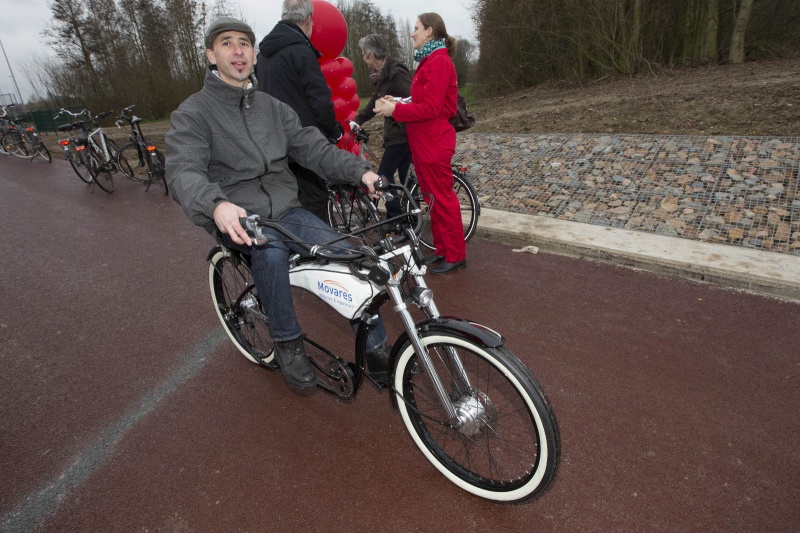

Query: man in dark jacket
left=255, top=0, right=343, bottom=221
left=350, top=34, right=412, bottom=220
left=167, top=17, right=387, bottom=391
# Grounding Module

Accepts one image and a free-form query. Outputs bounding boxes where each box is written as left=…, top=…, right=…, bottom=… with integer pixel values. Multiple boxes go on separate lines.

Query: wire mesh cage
left=454, top=133, right=800, bottom=255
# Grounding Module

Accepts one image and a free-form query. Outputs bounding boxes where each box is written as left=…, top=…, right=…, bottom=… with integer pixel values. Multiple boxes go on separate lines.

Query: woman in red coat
left=374, top=13, right=466, bottom=274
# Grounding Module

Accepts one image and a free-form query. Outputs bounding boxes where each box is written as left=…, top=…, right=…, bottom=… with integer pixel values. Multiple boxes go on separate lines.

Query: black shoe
left=273, top=337, right=317, bottom=389
left=429, top=260, right=466, bottom=274
left=365, top=343, right=391, bottom=381
left=425, top=255, right=445, bottom=265
left=365, top=343, right=391, bottom=372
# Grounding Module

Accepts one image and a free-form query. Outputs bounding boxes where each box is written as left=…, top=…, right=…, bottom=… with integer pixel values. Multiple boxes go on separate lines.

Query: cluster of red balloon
left=309, top=0, right=361, bottom=155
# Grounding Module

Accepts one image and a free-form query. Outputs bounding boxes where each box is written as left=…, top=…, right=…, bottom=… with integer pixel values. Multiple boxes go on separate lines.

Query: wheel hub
left=454, top=391, right=496, bottom=436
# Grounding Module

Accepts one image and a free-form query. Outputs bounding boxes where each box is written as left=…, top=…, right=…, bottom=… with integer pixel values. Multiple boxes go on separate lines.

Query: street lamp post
left=0, top=38, right=25, bottom=106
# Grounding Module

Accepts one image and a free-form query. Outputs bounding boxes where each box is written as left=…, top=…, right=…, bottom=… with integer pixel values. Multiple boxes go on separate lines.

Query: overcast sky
left=0, top=0, right=477, bottom=102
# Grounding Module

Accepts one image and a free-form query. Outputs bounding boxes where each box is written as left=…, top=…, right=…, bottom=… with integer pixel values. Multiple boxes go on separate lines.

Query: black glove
left=328, top=122, right=344, bottom=144
left=336, top=122, right=345, bottom=141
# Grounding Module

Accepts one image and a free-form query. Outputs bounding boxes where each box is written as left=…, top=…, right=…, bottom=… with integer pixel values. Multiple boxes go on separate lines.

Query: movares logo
left=317, top=280, right=354, bottom=302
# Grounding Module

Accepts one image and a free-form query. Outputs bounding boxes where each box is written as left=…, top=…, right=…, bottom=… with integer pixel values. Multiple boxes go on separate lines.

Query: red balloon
left=319, top=58, right=344, bottom=83
left=332, top=96, right=349, bottom=122
left=310, top=0, right=348, bottom=58
left=347, top=94, right=360, bottom=112
left=337, top=77, right=357, bottom=100
left=338, top=57, right=354, bottom=78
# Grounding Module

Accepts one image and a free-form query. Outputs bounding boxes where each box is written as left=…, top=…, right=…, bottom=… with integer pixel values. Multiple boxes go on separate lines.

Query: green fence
left=29, top=105, right=88, bottom=134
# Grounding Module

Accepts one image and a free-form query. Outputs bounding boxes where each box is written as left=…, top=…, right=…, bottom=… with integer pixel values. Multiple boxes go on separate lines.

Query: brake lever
left=373, top=175, right=395, bottom=202
left=239, top=215, right=268, bottom=246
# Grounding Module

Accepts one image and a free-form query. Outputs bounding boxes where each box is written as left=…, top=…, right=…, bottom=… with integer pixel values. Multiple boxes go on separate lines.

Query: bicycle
left=209, top=178, right=560, bottom=503
left=53, top=108, right=127, bottom=193
left=114, top=104, right=169, bottom=195
left=326, top=125, right=480, bottom=251
left=0, top=110, right=14, bottom=156
left=54, top=108, right=94, bottom=185
left=0, top=104, right=52, bottom=162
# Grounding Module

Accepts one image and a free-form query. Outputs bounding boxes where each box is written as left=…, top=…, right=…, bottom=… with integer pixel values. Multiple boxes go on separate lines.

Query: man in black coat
left=255, top=0, right=344, bottom=220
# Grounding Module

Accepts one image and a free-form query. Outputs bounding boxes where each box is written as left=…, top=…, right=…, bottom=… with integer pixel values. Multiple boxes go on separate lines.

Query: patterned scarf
left=414, top=39, right=446, bottom=62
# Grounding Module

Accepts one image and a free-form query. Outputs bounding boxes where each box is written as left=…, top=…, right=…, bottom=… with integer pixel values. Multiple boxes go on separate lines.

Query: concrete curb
left=475, top=208, right=800, bottom=301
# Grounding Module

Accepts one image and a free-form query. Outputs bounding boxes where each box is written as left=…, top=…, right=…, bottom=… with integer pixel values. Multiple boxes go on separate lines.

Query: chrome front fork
left=385, top=264, right=474, bottom=428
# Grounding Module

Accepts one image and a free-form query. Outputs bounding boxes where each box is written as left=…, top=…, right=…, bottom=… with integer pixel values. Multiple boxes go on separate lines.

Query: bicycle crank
left=303, top=337, right=356, bottom=400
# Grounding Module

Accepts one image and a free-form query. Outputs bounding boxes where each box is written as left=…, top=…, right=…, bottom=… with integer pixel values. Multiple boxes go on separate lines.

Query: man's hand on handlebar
left=213, top=201, right=251, bottom=246
left=360, top=171, right=383, bottom=196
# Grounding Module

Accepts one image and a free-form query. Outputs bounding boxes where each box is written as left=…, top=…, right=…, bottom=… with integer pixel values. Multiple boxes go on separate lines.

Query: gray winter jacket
left=166, top=68, right=370, bottom=235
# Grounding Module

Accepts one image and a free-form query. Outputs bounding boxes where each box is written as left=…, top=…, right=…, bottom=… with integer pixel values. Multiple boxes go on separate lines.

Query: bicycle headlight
left=410, top=286, right=433, bottom=307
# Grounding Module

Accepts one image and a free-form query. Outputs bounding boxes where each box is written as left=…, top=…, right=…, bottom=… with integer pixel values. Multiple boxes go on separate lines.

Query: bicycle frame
left=87, top=126, right=113, bottom=166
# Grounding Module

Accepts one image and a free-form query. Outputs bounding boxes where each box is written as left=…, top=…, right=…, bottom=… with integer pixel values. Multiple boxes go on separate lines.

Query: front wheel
left=393, top=331, right=560, bottom=503
left=405, top=169, right=480, bottom=251
left=113, top=141, right=134, bottom=180
left=32, top=137, right=51, bottom=162
left=325, top=183, right=383, bottom=244
left=209, top=249, right=277, bottom=368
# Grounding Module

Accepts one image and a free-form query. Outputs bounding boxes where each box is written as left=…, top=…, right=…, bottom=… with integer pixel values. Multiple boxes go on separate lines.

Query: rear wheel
left=150, top=149, right=169, bottom=195
left=68, top=142, right=93, bottom=184
left=405, top=169, right=480, bottom=251
left=2, top=131, right=28, bottom=157
left=118, top=142, right=149, bottom=182
left=209, top=249, right=277, bottom=368
left=88, top=150, right=115, bottom=192
left=393, top=331, right=560, bottom=503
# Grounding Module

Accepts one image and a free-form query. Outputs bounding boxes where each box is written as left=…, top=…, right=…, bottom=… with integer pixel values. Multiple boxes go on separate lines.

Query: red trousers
left=408, top=122, right=466, bottom=262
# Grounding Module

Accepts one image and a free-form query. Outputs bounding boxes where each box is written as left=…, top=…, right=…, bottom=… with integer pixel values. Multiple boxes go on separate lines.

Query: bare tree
left=452, top=39, right=476, bottom=87
left=45, top=0, right=100, bottom=92
left=397, top=18, right=415, bottom=69
left=337, top=0, right=402, bottom=96
left=729, top=0, right=755, bottom=63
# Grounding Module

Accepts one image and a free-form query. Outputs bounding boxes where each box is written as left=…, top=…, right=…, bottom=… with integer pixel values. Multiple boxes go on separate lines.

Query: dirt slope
left=468, top=57, right=800, bottom=137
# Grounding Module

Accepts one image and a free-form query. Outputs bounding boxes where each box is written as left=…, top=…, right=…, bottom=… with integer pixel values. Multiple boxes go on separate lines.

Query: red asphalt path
left=1, top=155, right=799, bottom=531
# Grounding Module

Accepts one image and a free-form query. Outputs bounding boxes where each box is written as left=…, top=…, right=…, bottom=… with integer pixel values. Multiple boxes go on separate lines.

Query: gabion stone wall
left=455, top=133, right=800, bottom=255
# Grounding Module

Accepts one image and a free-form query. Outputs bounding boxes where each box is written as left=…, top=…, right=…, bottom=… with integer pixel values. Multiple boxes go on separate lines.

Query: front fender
left=388, top=317, right=506, bottom=409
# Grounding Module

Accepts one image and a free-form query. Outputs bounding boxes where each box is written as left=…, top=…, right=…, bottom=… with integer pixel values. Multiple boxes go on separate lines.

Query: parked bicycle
left=0, top=109, right=12, bottom=156
left=53, top=108, right=129, bottom=193
left=326, top=125, right=480, bottom=250
left=210, top=178, right=560, bottom=503
left=0, top=104, right=52, bottom=162
left=54, top=108, right=94, bottom=185
left=114, top=104, right=168, bottom=195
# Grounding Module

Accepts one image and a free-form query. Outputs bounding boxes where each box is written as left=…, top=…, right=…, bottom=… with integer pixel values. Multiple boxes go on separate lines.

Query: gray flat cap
left=205, top=17, right=256, bottom=49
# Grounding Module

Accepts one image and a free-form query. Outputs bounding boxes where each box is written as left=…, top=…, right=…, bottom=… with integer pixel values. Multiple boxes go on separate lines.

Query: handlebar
left=239, top=177, right=424, bottom=262
left=53, top=108, right=89, bottom=120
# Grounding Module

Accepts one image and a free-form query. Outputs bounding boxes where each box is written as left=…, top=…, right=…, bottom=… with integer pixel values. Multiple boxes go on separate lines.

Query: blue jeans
left=222, top=207, right=387, bottom=349
left=378, top=143, right=412, bottom=219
